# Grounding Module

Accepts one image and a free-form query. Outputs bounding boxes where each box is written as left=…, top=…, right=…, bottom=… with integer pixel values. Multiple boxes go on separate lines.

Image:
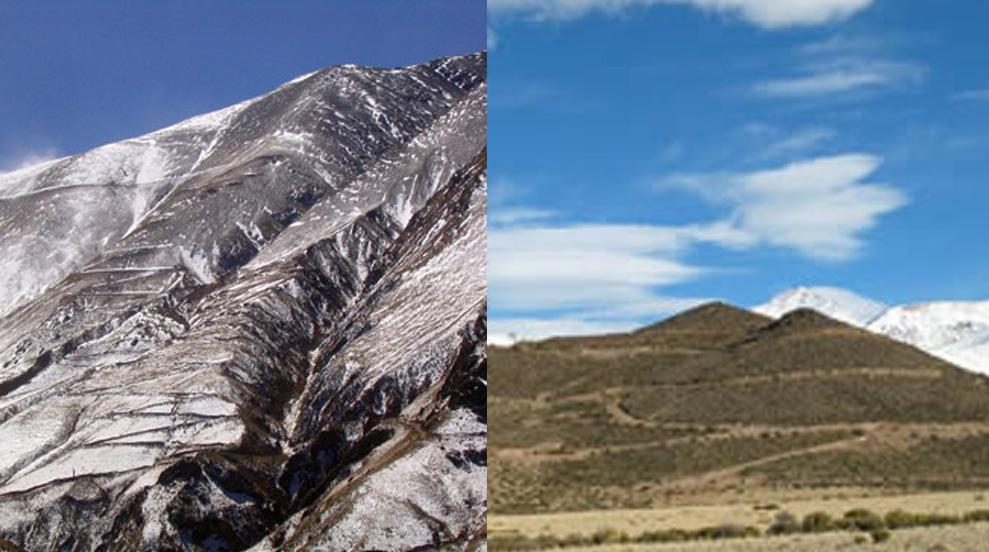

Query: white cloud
left=489, top=207, right=559, bottom=225
left=488, top=0, right=874, bottom=28
left=487, top=26, right=498, bottom=50
left=661, top=154, right=908, bottom=261
left=744, top=125, right=837, bottom=159
left=768, top=127, right=835, bottom=153
left=488, top=299, right=713, bottom=344
left=756, top=70, right=883, bottom=97
left=489, top=316, right=642, bottom=345
left=486, top=219, right=751, bottom=339
left=796, top=34, right=885, bottom=56
left=488, top=223, right=701, bottom=312
left=581, top=296, right=711, bottom=319
left=753, top=59, right=926, bottom=98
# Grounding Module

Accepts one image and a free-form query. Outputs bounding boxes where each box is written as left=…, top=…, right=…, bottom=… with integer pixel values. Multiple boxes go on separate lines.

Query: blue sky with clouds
left=0, top=0, right=484, bottom=172
left=488, top=0, right=989, bottom=340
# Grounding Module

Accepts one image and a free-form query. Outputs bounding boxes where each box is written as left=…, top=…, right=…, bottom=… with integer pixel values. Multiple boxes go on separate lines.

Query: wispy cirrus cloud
left=489, top=0, right=875, bottom=29
left=489, top=207, right=559, bottom=225
left=743, top=125, right=837, bottom=159
left=487, top=221, right=719, bottom=341
left=796, top=34, right=887, bottom=56
left=488, top=317, right=642, bottom=345
left=747, top=31, right=927, bottom=100
left=752, top=58, right=927, bottom=98
left=489, top=223, right=701, bottom=313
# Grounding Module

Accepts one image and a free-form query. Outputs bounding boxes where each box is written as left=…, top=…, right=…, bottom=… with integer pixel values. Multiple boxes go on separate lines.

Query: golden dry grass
left=550, top=523, right=989, bottom=552
left=489, top=490, right=989, bottom=539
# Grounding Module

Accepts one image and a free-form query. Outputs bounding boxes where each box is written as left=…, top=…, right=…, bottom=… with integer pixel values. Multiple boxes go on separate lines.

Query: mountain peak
left=755, top=286, right=887, bottom=326
left=639, top=301, right=771, bottom=334
left=765, top=307, right=845, bottom=333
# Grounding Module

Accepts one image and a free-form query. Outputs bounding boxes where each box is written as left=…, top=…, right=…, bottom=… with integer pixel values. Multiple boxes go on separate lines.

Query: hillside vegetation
left=490, top=303, right=989, bottom=517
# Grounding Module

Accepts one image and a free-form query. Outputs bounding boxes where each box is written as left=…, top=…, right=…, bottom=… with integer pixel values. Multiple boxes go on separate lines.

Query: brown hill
left=489, top=303, right=989, bottom=516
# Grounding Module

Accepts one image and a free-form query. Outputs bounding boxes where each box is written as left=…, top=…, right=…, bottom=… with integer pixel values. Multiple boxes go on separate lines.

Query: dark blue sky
left=0, top=0, right=485, bottom=169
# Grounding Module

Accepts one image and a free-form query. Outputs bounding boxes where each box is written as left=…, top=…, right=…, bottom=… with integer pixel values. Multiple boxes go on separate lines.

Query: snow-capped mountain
left=756, top=287, right=989, bottom=375
left=0, top=53, right=486, bottom=551
left=868, top=301, right=989, bottom=373
left=755, top=286, right=887, bottom=326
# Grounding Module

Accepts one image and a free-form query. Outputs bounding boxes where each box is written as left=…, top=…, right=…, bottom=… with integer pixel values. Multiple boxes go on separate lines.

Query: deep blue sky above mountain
left=488, top=0, right=989, bottom=341
left=0, top=0, right=485, bottom=171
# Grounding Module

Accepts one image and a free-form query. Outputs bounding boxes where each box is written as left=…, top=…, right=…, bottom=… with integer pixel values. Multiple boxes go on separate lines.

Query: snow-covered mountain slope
left=756, top=287, right=989, bottom=375
left=755, top=286, right=887, bottom=326
left=867, top=301, right=989, bottom=374
left=0, top=53, right=486, bottom=551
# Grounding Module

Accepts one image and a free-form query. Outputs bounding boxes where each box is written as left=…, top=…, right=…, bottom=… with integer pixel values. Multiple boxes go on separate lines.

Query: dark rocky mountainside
left=0, top=53, right=486, bottom=551
left=490, top=303, right=989, bottom=515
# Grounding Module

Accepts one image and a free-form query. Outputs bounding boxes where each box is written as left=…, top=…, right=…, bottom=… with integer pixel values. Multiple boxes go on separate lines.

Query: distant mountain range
left=757, top=287, right=989, bottom=375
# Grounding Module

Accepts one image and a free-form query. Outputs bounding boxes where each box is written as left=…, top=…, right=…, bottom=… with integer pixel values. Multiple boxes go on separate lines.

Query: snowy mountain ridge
left=754, top=286, right=888, bottom=326
left=0, top=53, right=487, bottom=551
left=756, top=286, right=989, bottom=375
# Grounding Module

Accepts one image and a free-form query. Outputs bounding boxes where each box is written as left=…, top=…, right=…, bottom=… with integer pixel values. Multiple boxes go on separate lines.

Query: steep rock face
left=0, top=53, right=486, bottom=551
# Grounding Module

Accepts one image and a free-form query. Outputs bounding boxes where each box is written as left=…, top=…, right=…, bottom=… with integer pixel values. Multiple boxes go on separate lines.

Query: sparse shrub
left=964, top=509, right=989, bottom=523
left=884, top=509, right=918, bottom=529
left=559, top=533, right=590, bottom=547
left=842, top=508, right=885, bottom=532
left=768, top=511, right=801, bottom=535
left=694, top=524, right=756, bottom=540
left=730, top=525, right=761, bottom=539
left=871, top=527, right=892, bottom=543
left=637, top=528, right=690, bottom=543
left=590, top=528, right=626, bottom=545
left=883, top=511, right=961, bottom=528
left=802, top=511, right=835, bottom=533
left=921, top=513, right=960, bottom=526
left=489, top=505, right=989, bottom=552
